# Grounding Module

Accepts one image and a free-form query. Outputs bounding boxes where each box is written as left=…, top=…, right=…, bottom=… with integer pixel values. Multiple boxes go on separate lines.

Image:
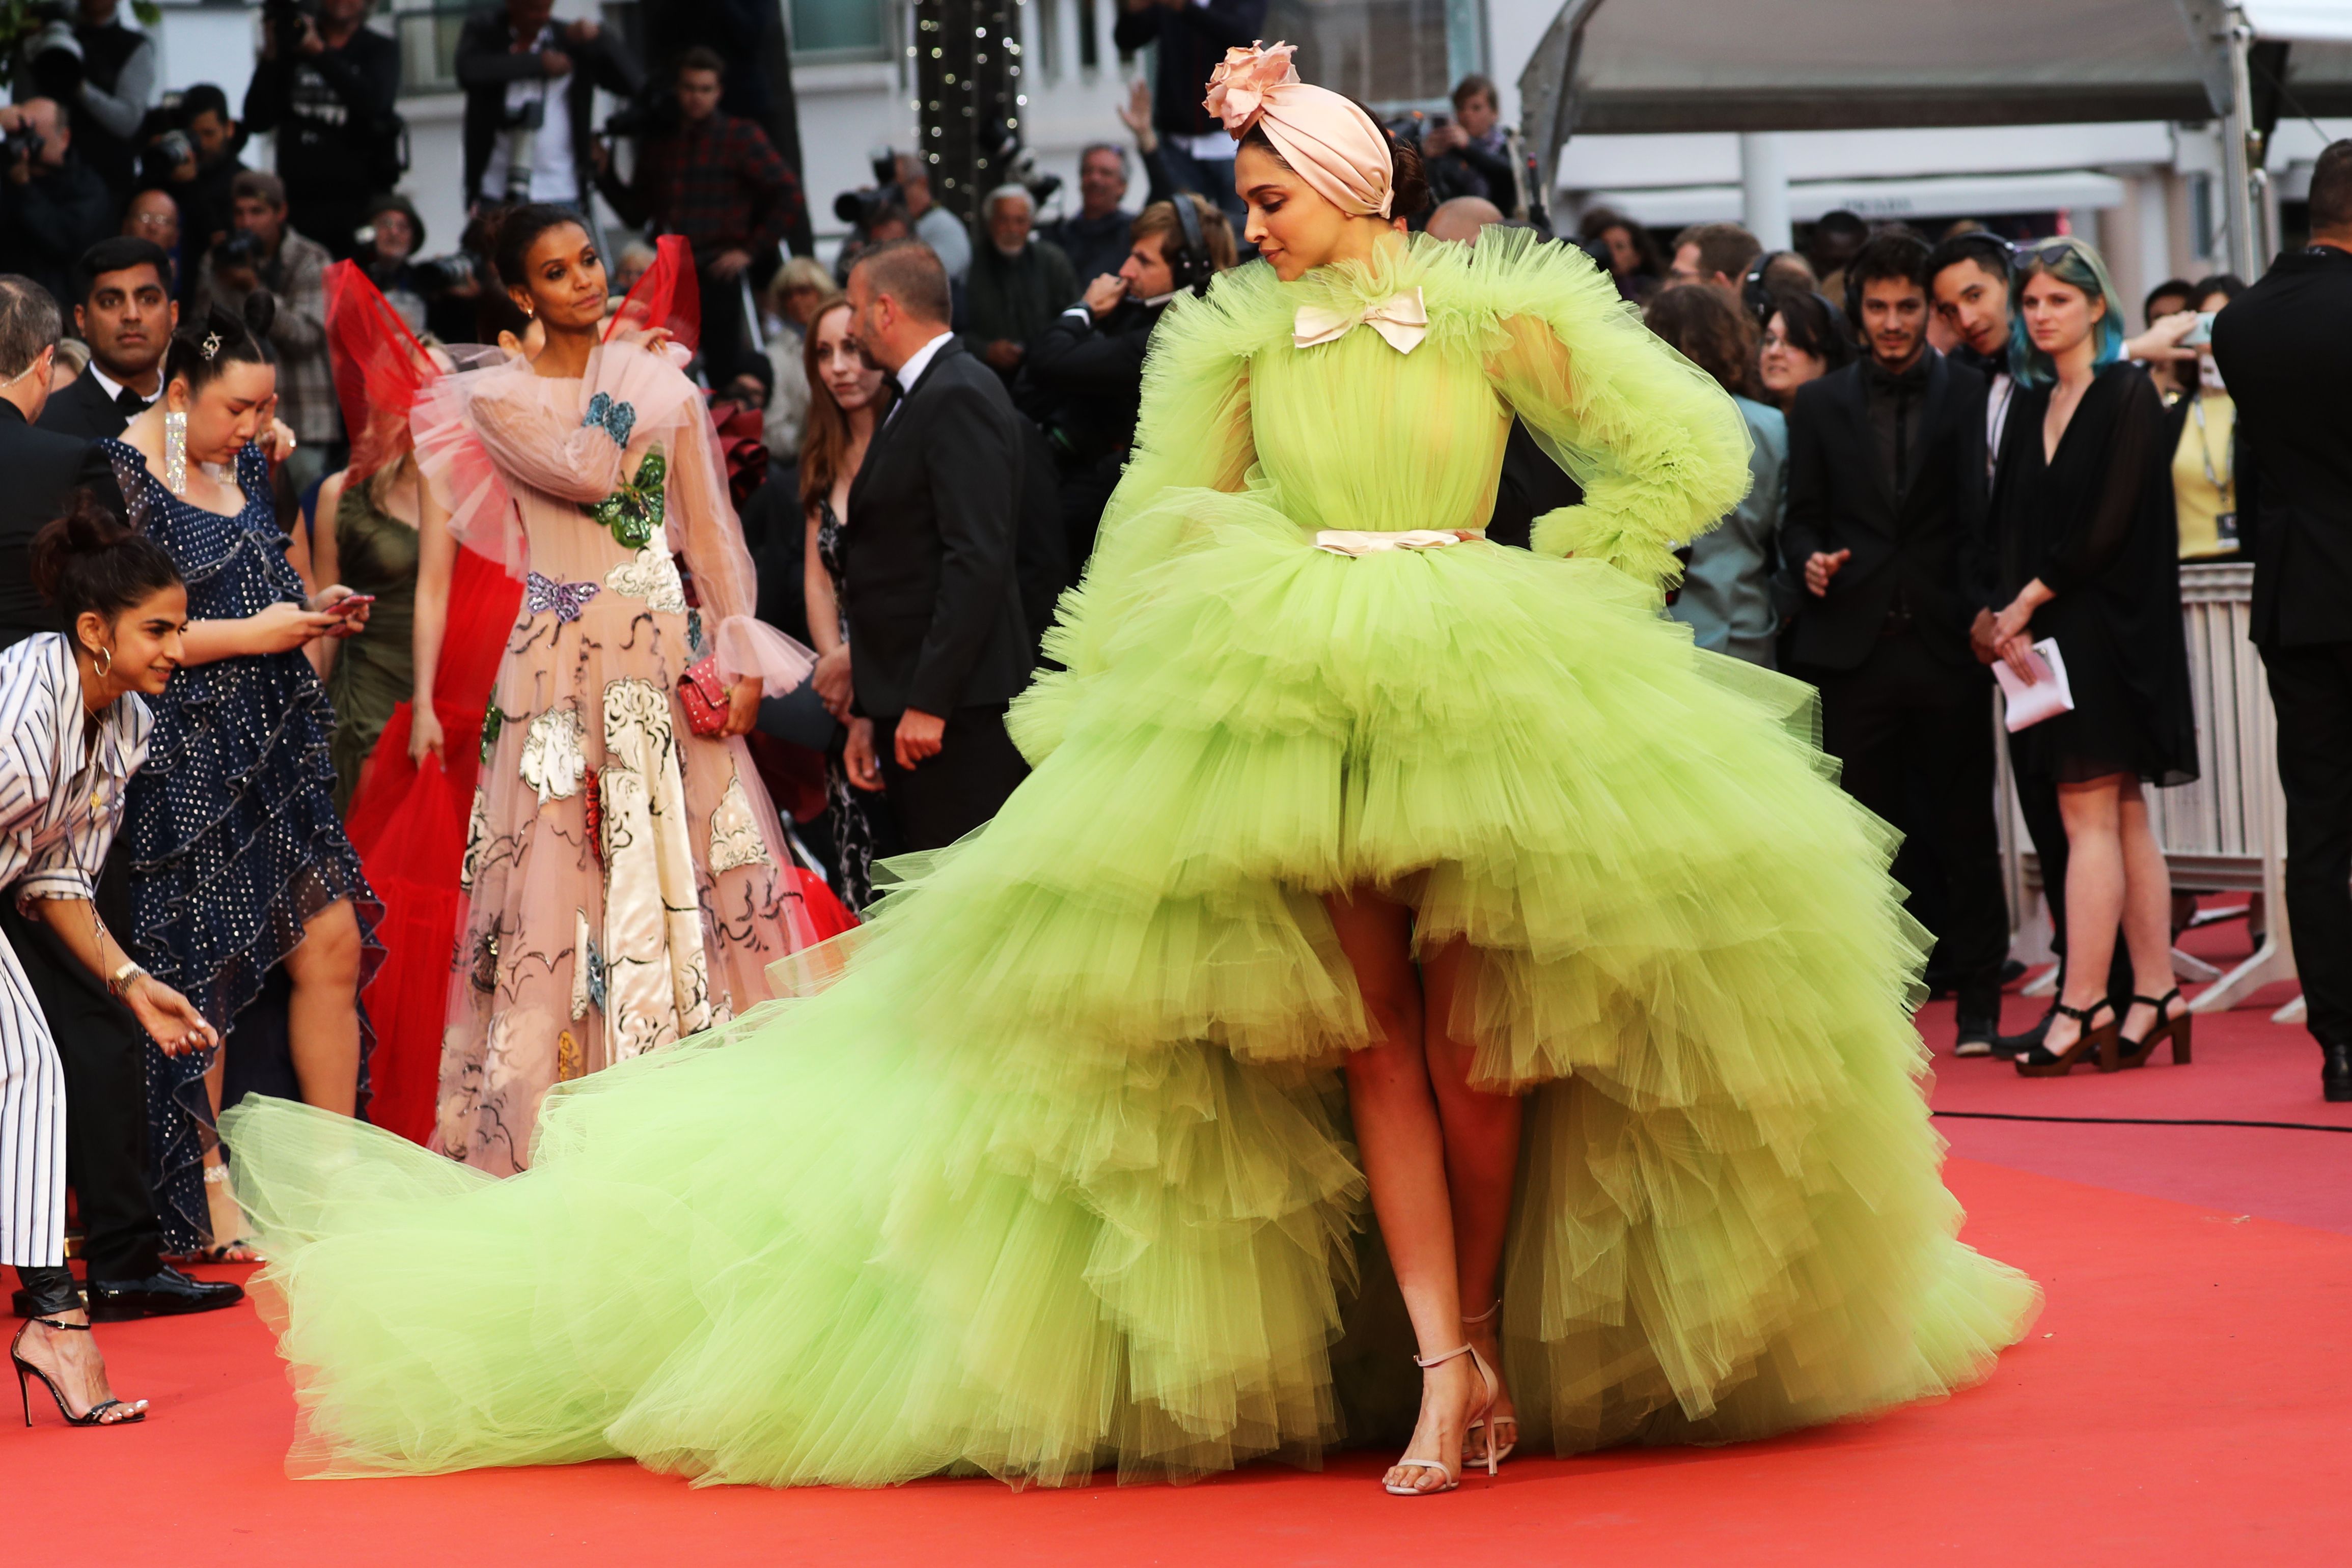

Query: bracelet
left=107, top=959, right=146, bottom=999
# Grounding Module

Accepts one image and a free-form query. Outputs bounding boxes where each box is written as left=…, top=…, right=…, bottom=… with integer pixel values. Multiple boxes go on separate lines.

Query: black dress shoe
left=85, top=1267, right=244, bottom=1321
left=2325, top=1041, right=2352, bottom=1104
left=1951, top=1012, right=2002, bottom=1058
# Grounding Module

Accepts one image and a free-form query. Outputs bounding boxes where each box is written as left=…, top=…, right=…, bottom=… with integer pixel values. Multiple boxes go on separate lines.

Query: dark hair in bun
left=163, top=295, right=275, bottom=396
left=31, top=491, right=183, bottom=648
left=1236, top=98, right=1431, bottom=224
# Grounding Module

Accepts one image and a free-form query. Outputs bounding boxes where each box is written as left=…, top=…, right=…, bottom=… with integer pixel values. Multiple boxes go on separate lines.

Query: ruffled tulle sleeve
left=662, top=381, right=815, bottom=689
left=412, top=341, right=702, bottom=579
left=1009, top=269, right=1271, bottom=764
left=1467, top=227, right=1753, bottom=587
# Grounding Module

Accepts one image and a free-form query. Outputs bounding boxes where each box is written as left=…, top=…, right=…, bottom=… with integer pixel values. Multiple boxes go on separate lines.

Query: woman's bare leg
left=284, top=900, right=363, bottom=1115
left=199, top=1051, right=243, bottom=1248
left=1329, top=888, right=1478, bottom=1493
left=11, top=1306, right=144, bottom=1424
left=2050, top=777, right=2126, bottom=1051
left=1420, top=937, right=1522, bottom=1458
left=2115, top=783, right=2180, bottom=1039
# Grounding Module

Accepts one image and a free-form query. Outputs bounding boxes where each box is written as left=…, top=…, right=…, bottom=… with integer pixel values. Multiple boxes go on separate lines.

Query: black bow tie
left=113, top=387, right=148, bottom=416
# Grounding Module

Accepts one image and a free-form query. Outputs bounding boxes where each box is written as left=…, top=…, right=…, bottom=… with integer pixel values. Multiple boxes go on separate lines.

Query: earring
left=93, top=644, right=112, bottom=680
left=164, top=410, right=188, bottom=496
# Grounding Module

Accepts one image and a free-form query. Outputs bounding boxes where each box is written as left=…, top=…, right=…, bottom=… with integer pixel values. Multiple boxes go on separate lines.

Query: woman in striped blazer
left=3, top=495, right=214, bottom=1426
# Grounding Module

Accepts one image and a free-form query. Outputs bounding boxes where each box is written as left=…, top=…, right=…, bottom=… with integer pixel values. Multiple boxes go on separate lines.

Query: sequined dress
left=422, top=346, right=822, bottom=1174
left=814, top=496, right=889, bottom=911
left=108, top=439, right=384, bottom=1248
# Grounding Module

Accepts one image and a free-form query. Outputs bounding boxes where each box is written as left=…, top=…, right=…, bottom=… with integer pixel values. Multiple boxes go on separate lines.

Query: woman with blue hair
left=1985, top=236, right=2198, bottom=1076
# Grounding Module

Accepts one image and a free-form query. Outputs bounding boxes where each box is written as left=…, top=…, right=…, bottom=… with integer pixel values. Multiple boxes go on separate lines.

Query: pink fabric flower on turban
left=1204, top=41, right=1299, bottom=137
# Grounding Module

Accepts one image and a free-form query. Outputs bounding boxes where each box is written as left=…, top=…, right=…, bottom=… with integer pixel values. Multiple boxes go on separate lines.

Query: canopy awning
left=1520, top=1, right=2352, bottom=179
left=1580, top=171, right=2132, bottom=230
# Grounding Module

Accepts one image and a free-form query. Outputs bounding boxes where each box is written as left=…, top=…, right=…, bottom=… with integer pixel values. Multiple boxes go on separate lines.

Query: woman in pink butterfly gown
left=420, top=213, right=820, bottom=1173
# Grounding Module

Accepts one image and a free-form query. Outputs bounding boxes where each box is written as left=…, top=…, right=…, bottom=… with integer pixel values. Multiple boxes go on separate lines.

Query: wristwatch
left=107, top=959, right=146, bottom=999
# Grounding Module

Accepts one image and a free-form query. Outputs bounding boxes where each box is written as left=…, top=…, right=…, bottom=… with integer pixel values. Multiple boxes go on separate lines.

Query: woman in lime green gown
left=220, top=48, right=2037, bottom=1493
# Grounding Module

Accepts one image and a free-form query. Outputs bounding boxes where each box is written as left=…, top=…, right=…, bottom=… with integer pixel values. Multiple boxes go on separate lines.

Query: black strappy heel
left=11, top=1318, right=146, bottom=1427
left=2014, top=998, right=2117, bottom=1077
left=2109, top=987, right=2192, bottom=1070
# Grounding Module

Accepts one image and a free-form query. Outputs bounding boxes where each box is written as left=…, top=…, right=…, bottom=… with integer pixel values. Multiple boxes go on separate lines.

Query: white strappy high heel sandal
left=1383, top=1342, right=1500, bottom=1496
left=1461, top=1301, right=1517, bottom=1468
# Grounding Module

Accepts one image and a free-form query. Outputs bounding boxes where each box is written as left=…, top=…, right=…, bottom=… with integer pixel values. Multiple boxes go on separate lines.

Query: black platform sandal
left=2109, top=987, right=2192, bottom=1071
left=2014, top=998, right=2118, bottom=1077
left=11, top=1318, right=147, bottom=1427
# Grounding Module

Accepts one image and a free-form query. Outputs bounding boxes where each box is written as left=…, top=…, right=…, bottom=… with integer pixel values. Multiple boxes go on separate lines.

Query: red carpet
left=5, top=1154, right=2346, bottom=1565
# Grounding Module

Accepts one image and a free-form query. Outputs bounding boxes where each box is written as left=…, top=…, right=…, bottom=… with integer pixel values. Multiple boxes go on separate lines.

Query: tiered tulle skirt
left=222, top=492, right=2037, bottom=1486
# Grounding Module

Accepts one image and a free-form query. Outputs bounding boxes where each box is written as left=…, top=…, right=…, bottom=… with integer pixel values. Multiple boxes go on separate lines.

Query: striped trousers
left=0, top=927, right=66, bottom=1269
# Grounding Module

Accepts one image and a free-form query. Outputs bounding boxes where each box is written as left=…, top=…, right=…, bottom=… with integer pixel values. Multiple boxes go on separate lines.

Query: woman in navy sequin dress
left=107, top=300, right=384, bottom=1255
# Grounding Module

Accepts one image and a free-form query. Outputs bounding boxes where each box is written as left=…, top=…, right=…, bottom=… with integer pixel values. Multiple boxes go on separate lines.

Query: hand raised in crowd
left=124, top=974, right=219, bottom=1058
left=2126, top=311, right=2201, bottom=366
left=1117, top=77, right=1157, bottom=154
left=262, top=415, right=298, bottom=467
left=410, top=705, right=447, bottom=766
left=1804, top=548, right=1850, bottom=598
left=813, top=646, right=853, bottom=721
left=894, top=709, right=947, bottom=770
left=843, top=718, right=883, bottom=792
left=310, top=585, right=372, bottom=639
left=1422, top=122, right=1469, bottom=156
left=982, top=340, right=1025, bottom=371
left=540, top=47, right=573, bottom=79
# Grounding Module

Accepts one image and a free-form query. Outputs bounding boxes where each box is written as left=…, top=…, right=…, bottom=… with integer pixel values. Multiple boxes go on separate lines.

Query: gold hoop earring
left=93, top=643, right=112, bottom=680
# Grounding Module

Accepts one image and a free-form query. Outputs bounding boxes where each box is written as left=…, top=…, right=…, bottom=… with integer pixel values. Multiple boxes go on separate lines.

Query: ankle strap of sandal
left=2052, top=998, right=2113, bottom=1024
left=1414, top=1343, right=1473, bottom=1369
left=2130, top=988, right=2183, bottom=1009
left=28, top=1317, right=90, bottom=1332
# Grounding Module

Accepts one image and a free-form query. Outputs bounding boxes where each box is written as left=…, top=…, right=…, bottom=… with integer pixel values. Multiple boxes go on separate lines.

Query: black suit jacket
left=1782, top=351, right=1994, bottom=673
left=36, top=371, right=140, bottom=443
left=2209, top=245, right=2352, bottom=646
left=0, top=401, right=129, bottom=646
left=843, top=338, right=1035, bottom=718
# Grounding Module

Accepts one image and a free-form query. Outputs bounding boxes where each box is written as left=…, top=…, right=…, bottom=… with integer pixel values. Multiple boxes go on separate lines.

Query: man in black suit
left=38, top=236, right=174, bottom=442
left=2211, top=139, right=2352, bottom=1101
left=0, top=274, right=238, bottom=1322
left=1784, top=233, right=2008, bottom=1054
left=840, top=240, right=1035, bottom=851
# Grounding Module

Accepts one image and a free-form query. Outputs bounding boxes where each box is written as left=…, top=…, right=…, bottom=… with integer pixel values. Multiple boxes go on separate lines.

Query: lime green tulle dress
left=221, top=229, right=2037, bottom=1487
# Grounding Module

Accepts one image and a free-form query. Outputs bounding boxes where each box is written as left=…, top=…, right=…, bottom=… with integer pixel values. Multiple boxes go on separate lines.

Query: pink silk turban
left=1204, top=41, right=1394, bottom=220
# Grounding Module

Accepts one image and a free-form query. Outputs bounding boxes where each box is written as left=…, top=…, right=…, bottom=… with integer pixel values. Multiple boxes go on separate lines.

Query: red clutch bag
left=677, top=656, right=730, bottom=737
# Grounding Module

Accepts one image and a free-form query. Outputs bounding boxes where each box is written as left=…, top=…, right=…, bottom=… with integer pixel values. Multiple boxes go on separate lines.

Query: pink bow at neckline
left=1292, top=286, right=1428, bottom=354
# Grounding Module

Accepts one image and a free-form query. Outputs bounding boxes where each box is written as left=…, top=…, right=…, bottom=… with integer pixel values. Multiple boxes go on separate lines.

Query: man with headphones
left=1023, top=192, right=1236, bottom=574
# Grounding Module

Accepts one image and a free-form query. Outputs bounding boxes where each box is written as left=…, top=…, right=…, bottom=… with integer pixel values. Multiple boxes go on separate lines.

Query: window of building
left=791, top=0, right=889, bottom=59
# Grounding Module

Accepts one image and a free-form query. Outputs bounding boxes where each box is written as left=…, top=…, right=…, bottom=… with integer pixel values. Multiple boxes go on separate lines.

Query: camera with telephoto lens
left=21, top=5, right=82, bottom=100
left=408, top=253, right=480, bottom=298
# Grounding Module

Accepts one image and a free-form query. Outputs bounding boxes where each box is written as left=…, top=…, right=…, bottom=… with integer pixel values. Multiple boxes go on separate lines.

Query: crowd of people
left=0, top=15, right=2346, bottom=1478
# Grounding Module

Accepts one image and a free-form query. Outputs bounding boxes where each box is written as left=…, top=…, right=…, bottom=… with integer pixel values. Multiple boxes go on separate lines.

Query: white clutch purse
left=1993, top=638, right=2076, bottom=733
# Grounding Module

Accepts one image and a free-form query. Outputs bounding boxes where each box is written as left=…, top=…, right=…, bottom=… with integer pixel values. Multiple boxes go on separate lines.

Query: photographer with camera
left=0, top=98, right=115, bottom=311
left=14, top=0, right=156, bottom=210
left=457, top=0, right=641, bottom=216
left=595, top=46, right=804, bottom=382
left=1023, top=192, right=1233, bottom=573
left=195, top=171, right=338, bottom=492
left=241, top=0, right=402, bottom=260
left=1419, top=75, right=1515, bottom=211
left=141, top=83, right=245, bottom=269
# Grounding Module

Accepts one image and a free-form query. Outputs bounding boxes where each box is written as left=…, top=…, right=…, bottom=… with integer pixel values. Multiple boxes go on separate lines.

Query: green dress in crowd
left=224, top=230, right=2036, bottom=1488
left=322, top=481, right=419, bottom=813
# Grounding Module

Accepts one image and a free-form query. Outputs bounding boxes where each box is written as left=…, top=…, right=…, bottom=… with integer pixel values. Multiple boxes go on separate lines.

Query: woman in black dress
left=1986, top=238, right=2198, bottom=1076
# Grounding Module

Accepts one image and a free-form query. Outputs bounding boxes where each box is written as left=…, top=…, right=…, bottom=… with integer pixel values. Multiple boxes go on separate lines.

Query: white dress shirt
left=88, top=363, right=158, bottom=413
left=884, top=330, right=955, bottom=423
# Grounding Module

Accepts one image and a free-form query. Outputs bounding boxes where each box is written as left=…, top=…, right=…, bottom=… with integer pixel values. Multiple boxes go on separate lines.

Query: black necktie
left=114, top=387, right=147, bottom=417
